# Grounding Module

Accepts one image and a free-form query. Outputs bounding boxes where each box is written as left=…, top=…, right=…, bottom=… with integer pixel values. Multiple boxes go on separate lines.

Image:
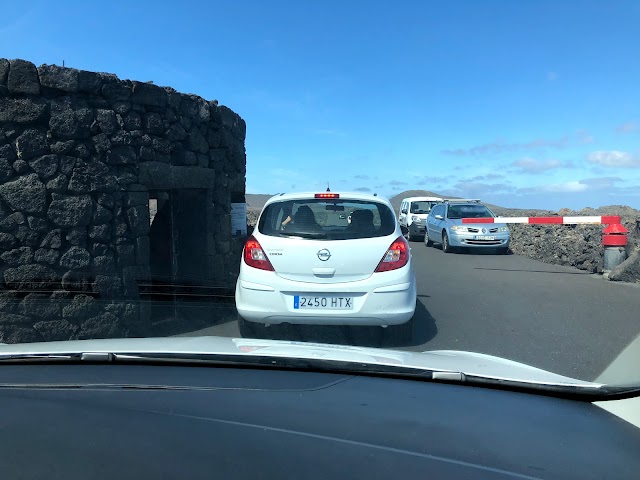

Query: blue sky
left=2, top=0, right=639, bottom=209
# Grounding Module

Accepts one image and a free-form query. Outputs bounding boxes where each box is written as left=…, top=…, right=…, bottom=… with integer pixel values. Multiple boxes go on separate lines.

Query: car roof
left=402, top=196, right=443, bottom=202
left=440, top=198, right=482, bottom=204
left=263, top=192, right=393, bottom=208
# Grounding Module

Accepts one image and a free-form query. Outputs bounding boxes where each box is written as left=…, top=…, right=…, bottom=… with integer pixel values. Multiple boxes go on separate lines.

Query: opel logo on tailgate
left=317, top=249, right=331, bottom=261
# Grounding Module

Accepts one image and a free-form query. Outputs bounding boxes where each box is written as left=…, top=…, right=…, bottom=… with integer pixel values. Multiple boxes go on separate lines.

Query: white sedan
left=235, top=192, right=417, bottom=339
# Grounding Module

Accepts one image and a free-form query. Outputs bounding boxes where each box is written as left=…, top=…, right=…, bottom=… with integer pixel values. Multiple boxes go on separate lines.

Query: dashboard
left=0, top=363, right=638, bottom=479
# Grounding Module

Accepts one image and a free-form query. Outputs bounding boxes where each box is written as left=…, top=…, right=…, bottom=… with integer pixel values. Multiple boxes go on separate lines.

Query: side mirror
left=401, top=209, right=407, bottom=214
left=400, top=225, right=409, bottom=235
left=435, top=215, right=444, bottom=220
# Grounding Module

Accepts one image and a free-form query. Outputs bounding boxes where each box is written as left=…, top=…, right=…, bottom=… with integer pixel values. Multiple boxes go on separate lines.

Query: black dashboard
left=0, top=364, right=638, bottom=479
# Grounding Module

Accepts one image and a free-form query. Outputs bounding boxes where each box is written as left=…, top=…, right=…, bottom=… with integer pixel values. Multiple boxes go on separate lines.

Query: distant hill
left=388, top=189, right=513, bottom=213
left=246, top=194, right=275, bottom=210
left=388, top=190, right=456, bottom=211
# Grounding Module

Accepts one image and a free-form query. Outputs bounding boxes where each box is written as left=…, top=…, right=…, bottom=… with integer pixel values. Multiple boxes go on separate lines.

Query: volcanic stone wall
left=0, top=59, right=246, bottom=342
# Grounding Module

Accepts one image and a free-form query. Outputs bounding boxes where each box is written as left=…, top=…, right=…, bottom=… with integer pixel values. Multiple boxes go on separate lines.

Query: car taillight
left=315, top=193, right=340, bottom=199
left=243, top=236, right=274, bottom=271
left=375, top=236, right=409, bottom=272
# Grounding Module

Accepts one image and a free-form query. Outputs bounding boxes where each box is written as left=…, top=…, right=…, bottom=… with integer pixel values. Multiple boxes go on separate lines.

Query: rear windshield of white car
left=410, top=201, right=437, bottom=214
left=447, top=204, right=494, bottom=219
left=258, top=199, right=396, bottom=240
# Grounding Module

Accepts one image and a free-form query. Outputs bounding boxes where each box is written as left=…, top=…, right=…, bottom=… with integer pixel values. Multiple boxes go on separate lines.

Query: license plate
left=293, top=295, right=354, bottom=310
left=474, top=235, right=496, bottom=240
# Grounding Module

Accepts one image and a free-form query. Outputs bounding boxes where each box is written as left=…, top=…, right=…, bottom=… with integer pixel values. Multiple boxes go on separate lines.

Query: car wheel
left=406, top=227, right=416, bottom=242
left=425, top=231, right=433, bottom=247
left=384, top=317, right=414, bottom=345
left=496, top=246, right=509, bottom=255
left=238, top=315, right=262, bottom=338
left=442, top=231, right=453, bottom=253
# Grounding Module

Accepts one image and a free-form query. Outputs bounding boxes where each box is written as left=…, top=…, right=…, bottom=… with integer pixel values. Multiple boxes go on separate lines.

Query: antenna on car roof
left=326, top=182, right=330, bottom=192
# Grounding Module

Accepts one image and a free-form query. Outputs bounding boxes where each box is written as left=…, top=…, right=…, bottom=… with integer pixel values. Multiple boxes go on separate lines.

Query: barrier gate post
left=602, top=222, right=629, bottom=273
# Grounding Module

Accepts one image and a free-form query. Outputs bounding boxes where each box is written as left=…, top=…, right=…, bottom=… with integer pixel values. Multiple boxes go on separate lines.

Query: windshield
left=410, top=201, right=436, bottom=214
left=447, top=205, right=495, bottom=219
left=0, top=1, right=639, bottom=395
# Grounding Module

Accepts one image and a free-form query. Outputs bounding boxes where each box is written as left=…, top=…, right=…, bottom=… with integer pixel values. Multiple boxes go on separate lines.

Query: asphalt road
left=180, top=242, right=640, bottom=381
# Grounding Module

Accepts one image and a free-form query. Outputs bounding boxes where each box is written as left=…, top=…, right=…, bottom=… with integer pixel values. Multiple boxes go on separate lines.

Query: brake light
left=315, top=193, right=340, bottom=199
left=375, top=236, right=409, bottom=272
left=243, top=236, right=274, bottom=271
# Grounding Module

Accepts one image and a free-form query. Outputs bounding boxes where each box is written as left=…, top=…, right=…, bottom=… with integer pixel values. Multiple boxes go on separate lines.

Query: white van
left=398, top=196, right=443, bottom=241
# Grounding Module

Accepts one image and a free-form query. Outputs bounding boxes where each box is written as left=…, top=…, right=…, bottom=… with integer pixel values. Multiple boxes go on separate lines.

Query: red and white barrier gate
left=461, top=215, right=622, bottom=226
left=462, top=215, right=629, bottom=247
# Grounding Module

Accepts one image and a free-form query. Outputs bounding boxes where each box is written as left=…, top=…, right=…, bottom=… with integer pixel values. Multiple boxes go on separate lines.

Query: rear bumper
left=235, top=265, right=417, bottom=326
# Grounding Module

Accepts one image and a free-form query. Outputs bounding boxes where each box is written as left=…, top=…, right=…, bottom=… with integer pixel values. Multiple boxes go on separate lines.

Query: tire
left=238, top=315, right=262, bottom=338
left=425, top=231, right=433, bottom=247
left=407, top=225, right=418, bottom=242
left=384, top=317, right=414, bottom=345
left=442, top=231, right=453, bottom=253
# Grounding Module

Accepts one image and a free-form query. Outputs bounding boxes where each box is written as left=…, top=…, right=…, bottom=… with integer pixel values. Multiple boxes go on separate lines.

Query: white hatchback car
left=235, top=192, right=417, bottom=339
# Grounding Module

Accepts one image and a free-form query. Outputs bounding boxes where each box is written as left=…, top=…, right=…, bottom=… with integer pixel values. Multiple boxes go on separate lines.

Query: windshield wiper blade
left=2, top=350, right=637, bottom=401
left=0, top=352, right=113, bottom=363
left=277, top=231, right=327, bottom=239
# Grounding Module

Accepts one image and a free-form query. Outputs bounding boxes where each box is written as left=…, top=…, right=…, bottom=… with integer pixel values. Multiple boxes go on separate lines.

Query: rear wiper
left=277, top=231, right=327, bottom=239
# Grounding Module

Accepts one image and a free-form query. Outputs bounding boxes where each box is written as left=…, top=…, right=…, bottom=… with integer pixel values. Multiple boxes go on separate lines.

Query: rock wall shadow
left=147, top=296, right=238, bottom=337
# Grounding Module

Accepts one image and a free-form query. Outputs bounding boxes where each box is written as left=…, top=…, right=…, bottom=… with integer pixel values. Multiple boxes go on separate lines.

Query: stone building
left=0, top=59, right=246, bottom=342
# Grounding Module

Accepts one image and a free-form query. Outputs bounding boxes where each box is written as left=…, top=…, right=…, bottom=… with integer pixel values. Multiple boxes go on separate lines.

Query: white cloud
left=616, top=122, right=638, bottom=134
left=512, top=157, right=562, bottom=173
left=414, top=175, right=449, bottom=185
left=270, top=167, right=302, bottom=178
left=543, top=181, right=588, bottom=193
left=519, top=178, right=623, bottom=194
left=608, top=185, right=640, bottom=197
left=444, top=181, right=515, bottom=198
left=354, top=187, right=371, bottom=192
left=442, top=137, right=568, bottom=156
left=576, top=130, right=595, bottom=144
left=314, top=129, right=347, bottom=137
left=587, top=151, right=640, bottom=168
left=578, top=177, right=622, bottom=190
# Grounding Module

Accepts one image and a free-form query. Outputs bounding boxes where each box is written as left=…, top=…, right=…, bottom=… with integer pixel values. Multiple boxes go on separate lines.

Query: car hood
left=0, top=336, right=597, bottom=387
